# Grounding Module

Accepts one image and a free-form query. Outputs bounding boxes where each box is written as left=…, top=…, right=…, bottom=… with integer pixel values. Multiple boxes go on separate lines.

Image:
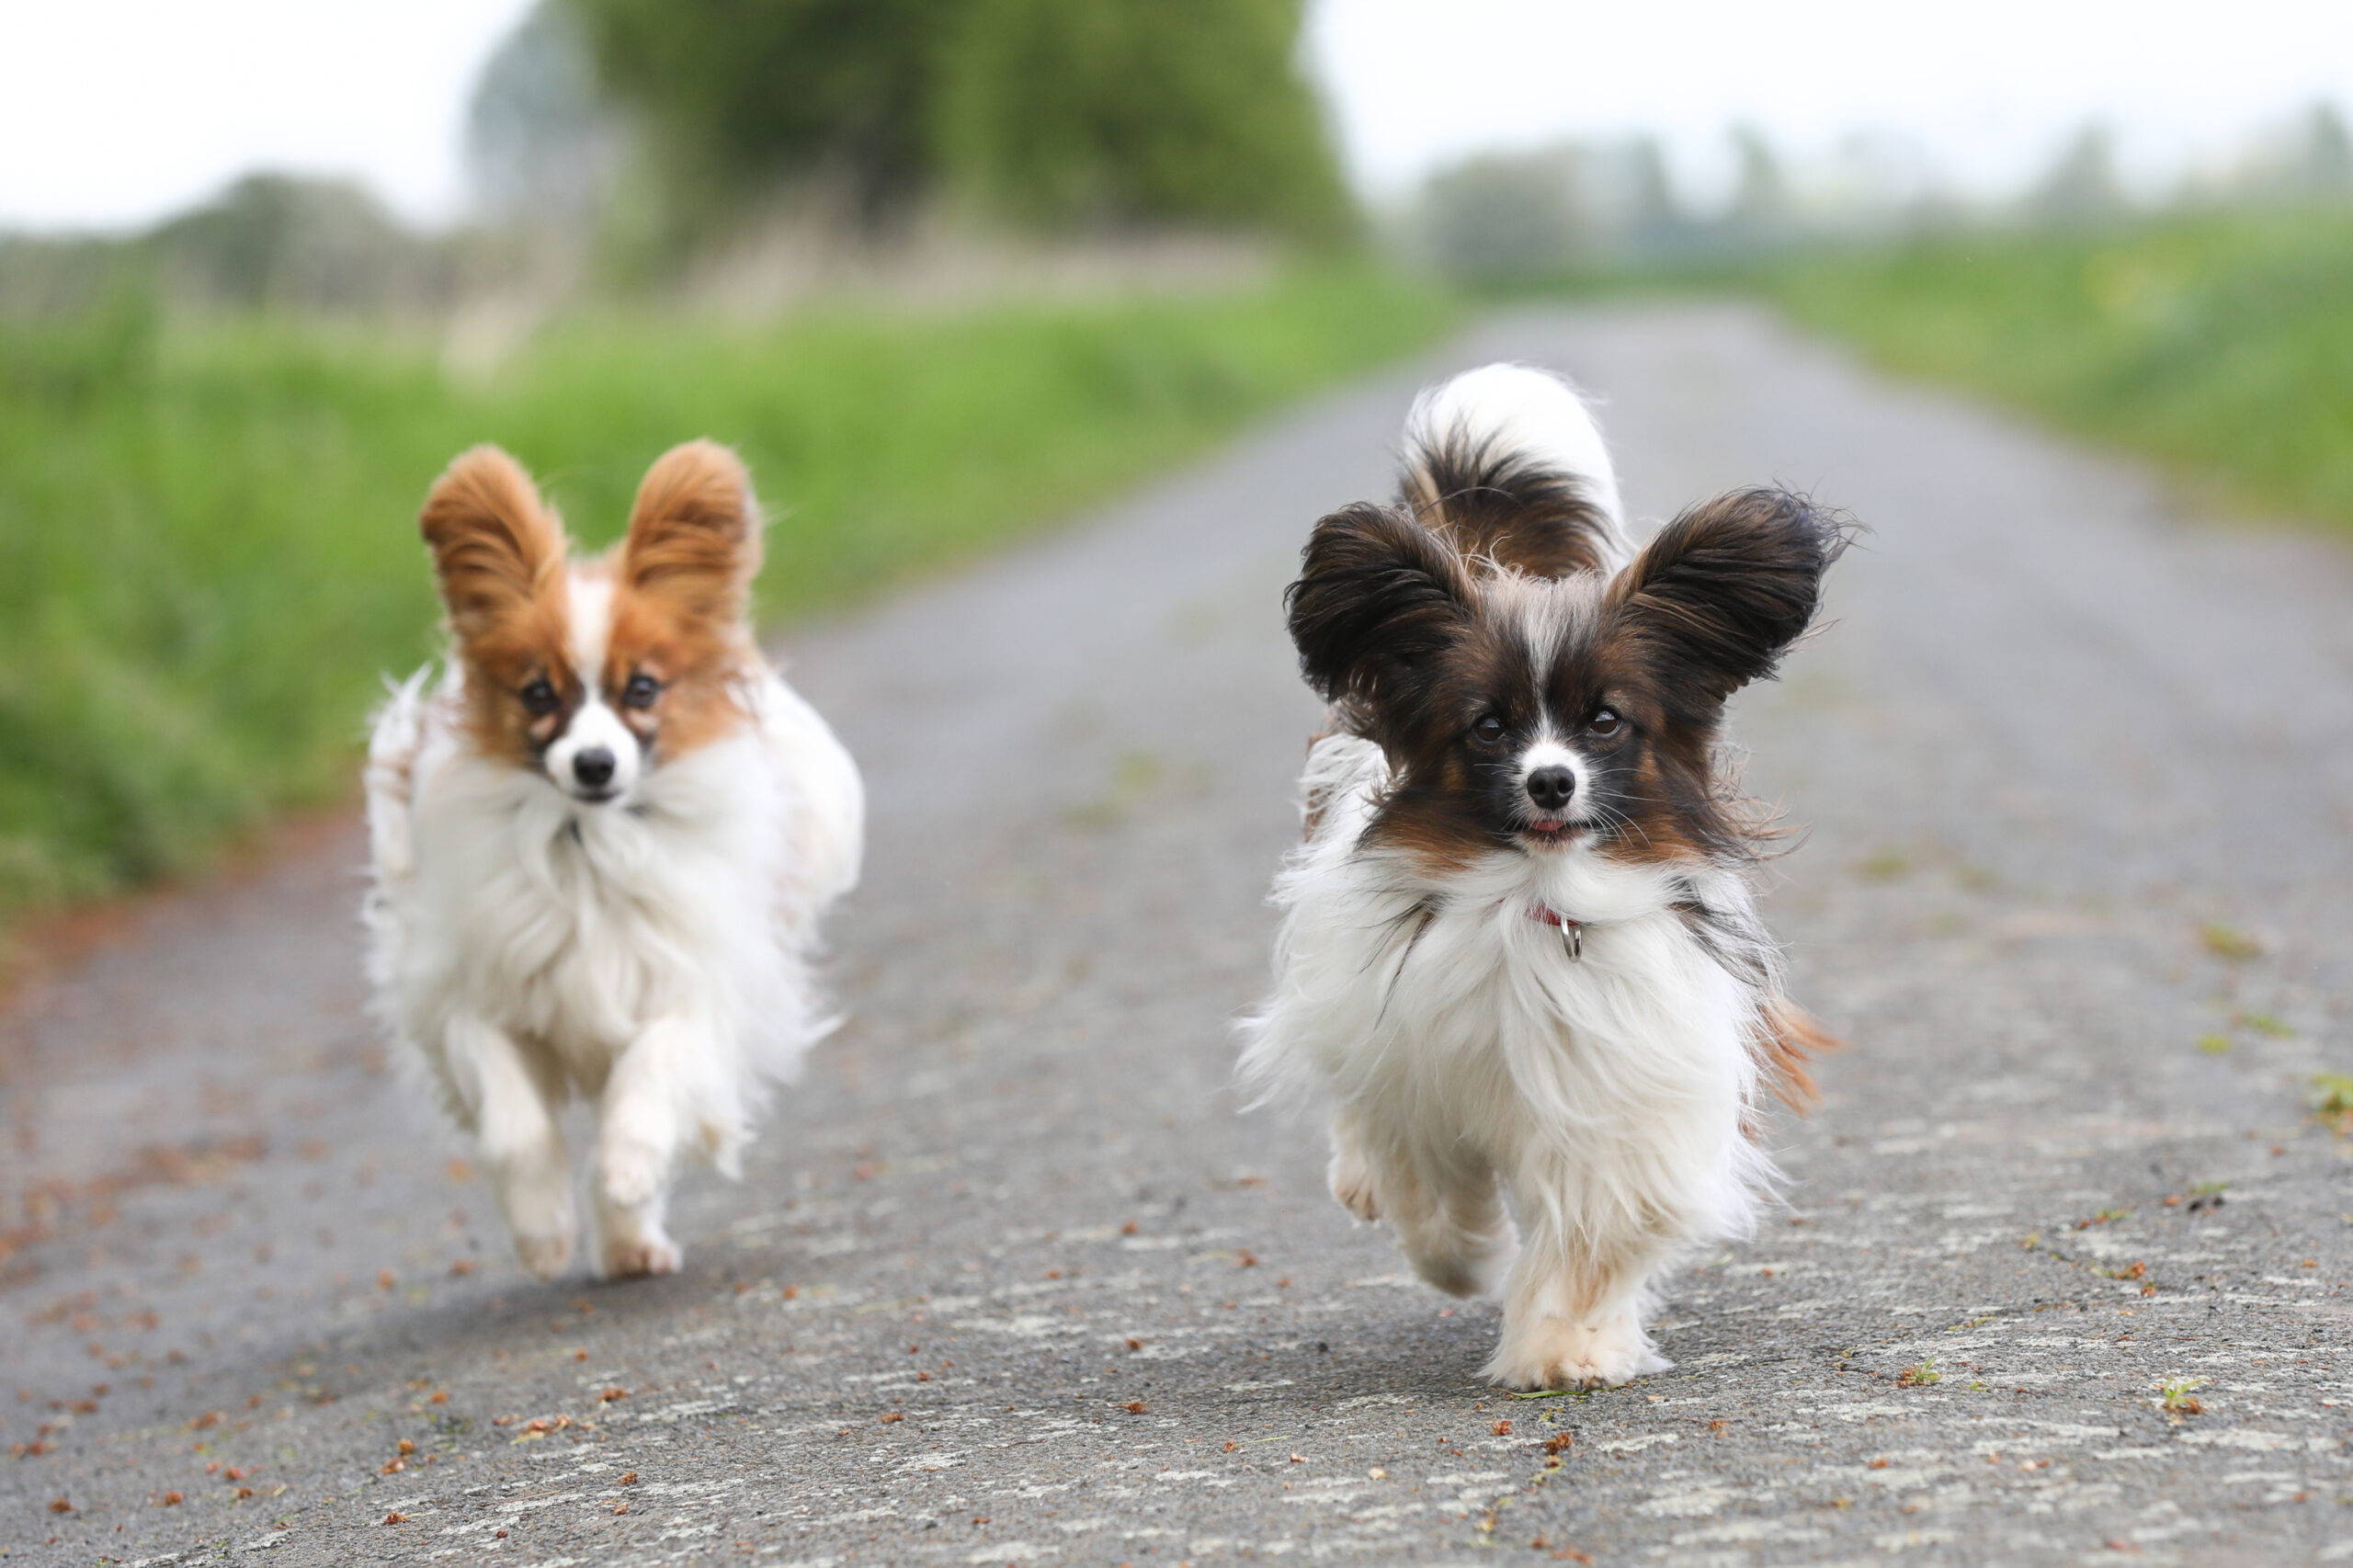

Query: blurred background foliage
left=511, top=0, right=1348, bottom=250
left=1762, top=209, right=2353, bottom=530
left=4, top=0, right=2353, bottom=932
left=0, top=268, right=1449, bottom=915
left=932, top=0, right=1351, bottom=238
left=0, top=0, right=1401, bottom=926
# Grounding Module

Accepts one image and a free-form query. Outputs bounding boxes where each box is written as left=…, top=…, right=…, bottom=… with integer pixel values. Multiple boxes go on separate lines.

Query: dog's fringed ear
left=1286, top=503, right=1475, bottom=708
left=419, top=446, right=566, bottom=650
left=1608, top=487, right=1846, bottom=712
left=620, top=440, right=761, bottom=633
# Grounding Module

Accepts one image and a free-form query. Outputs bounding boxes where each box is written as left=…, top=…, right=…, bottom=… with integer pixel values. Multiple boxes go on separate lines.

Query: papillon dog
left=1239, top=364, right=1844, bottom=1389
left=365, top=441, right=863, bottom=1278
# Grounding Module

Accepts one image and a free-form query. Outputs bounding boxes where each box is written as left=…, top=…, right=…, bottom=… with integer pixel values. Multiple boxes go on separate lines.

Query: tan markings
left=418, top=446, right=574, bottom=764
left=1751, top=997, right=1838, bottom=1122
left=604, top=441, right=765, bottom=759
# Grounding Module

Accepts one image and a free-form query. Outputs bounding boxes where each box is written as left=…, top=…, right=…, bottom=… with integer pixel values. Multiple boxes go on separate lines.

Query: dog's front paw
left=514, top=1231, right=574, bottom=1279
left=595, top=1136, right=678, bottom=1279
left=1328, top=1148, right=1381, bottom=1223
left=1484, top=1312, right=1669, bottom=1392
left=602, top=1232, right=683, bottom=1278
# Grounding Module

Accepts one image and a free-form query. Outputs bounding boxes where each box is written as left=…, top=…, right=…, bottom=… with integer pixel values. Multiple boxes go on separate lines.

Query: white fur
left=1238, top=735, right=1772, bottom=1390
left=1405, top=363, right=1627, bottom=553
left=1518, top=738, right=1582, bottom=773
left=363, top=586, right=862, bottom=1280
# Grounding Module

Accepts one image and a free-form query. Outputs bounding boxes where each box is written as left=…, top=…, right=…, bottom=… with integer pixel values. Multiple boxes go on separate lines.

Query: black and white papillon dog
left=1241, top=364, right=1845, bottom=1389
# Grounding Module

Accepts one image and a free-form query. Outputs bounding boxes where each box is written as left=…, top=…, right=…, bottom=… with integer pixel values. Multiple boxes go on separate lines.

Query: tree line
left=474, top=0, right=1354, bottom=244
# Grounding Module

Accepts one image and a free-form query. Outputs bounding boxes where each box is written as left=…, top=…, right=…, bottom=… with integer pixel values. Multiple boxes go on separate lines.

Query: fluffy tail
left=1399, top=363, right=1628, bottom=578
left=359, top=666, right=438, bottom=1024
left=363, top=667, right=436, bottom=896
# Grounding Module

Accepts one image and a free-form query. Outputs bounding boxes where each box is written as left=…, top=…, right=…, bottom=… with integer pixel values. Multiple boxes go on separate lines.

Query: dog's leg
left=1483, top=1210, right=1676, bottom=1392
left=1376, top=1143, right=1518, bottom=1300
left=446, top=1015, right=574, bottom=1278
left=1325, top=1110, right=1381, bottom=1223
left=595, top=1016, right=695, bottom=1278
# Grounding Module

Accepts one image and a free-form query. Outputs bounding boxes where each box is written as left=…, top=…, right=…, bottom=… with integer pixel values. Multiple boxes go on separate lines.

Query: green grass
left=1751, top=209, right=2353, bottom=528
left=0, top=265, right=1456, bottom=917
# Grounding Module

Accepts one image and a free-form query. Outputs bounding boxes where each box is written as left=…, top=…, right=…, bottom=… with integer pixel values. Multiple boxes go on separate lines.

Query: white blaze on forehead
left=567, top=568, right=615, bottom=690
left=543, top=568, right=642, bottom=801
left=1503, top=575, right=1601, bottom=676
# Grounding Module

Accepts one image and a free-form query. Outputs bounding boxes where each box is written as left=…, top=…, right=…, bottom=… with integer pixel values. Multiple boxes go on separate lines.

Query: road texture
left=5, top=304, right=2352, bottom=1566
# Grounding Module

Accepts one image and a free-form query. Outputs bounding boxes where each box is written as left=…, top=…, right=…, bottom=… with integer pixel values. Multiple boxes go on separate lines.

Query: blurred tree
left=1410, top=137, right=1697, bottom=281
left=1412, top=150, right=1580, bottom=282
left=1586, top=137, right=1682, bottom=256
left=541, top=0, right=1350, bottom=240
left=1725, top=124, right=1793, bottom=241
left=2188, top=101, right=2353, bottom=210
left=2286, top=102, right=2353, bottom=199
left=469, top=1, right=620, bottom=230
left=145, top=176, right=463, bottom=312
left=566, top=0, right=955, bottom=229
left=2027, top=124, right=2130, bottom=225
left=932, top=0, right=1350, bottom=237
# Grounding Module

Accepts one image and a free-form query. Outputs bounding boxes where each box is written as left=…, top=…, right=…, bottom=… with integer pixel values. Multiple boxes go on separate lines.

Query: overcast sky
left=1313, top=0, right=2353, bottom=204
left=2, top=0, right=2349, bottom=231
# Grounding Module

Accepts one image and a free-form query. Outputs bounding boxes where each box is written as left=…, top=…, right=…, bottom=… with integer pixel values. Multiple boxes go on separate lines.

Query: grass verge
left=0, top=265, right=1457, bottom=918
left=1749, top=209, right=2353, bottom=528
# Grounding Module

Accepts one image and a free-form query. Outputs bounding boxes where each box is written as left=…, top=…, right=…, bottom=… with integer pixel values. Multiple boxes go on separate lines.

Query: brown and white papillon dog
left=1240, top=365, right=1844, bottom=1389
left=365, top=442, right=862, bottom=1279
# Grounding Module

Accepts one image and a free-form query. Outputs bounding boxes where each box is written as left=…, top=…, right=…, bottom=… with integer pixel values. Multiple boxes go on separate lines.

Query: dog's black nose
left=573, top=747, right=617, bottom=790
left=1525, top=766, right=1577, bottom=812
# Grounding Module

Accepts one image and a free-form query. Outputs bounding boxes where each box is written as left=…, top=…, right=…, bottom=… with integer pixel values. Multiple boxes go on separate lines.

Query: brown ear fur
left=620, top=440, right=761, bottom=637
left=419, top=445, right=569, bottom=664
left=1606, top=487, right=1838, bottom=714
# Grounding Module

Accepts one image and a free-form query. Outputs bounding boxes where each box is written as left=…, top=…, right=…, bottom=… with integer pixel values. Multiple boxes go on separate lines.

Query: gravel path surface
left=5, top=304, right=2352, bottom=1566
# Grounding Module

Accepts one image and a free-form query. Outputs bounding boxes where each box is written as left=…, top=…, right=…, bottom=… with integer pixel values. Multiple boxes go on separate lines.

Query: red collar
left=1526, top=903, right=1586, bottom=960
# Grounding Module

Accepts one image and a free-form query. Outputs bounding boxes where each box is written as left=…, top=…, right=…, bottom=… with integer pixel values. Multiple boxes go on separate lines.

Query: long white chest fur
left=1240, top=733, right=1774, bottom=1259
left=366, top=667, right=860, bottom=1135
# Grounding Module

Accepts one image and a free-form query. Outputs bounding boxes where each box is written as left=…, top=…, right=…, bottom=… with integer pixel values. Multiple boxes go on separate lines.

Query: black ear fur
left=1609, top=488, right=1846, bottom=709
left=1285, top=503, right=1474, bottom=707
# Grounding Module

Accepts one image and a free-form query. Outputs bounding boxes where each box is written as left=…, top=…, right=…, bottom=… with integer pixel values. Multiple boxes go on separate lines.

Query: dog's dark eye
left=1587, top=708, right=1622, bottom=736
left=621, top=672, right=661, bottom=710
left=1471, top=714, right=1507, bottom=745
left=519, top=678, right=559, bottom=717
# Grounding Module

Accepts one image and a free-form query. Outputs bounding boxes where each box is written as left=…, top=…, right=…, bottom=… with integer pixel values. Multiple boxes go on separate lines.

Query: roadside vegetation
left=1398, top=105, right=2353, bottom=538
left=0, top=266, right=1454, bottom=918
left=11, top=0, right=2344, bottom=940
left=0, top=0, right=1447, bottom=930
left=1755, top=208, right=2353, bottom=532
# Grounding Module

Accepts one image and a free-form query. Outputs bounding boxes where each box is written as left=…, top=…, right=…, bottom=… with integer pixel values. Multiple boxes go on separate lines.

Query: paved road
left=5, top=304, right=2353, bottom=1567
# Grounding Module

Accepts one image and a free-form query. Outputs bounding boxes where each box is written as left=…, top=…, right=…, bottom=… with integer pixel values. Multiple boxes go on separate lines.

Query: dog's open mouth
left=1518, top=820, right=1586, bottom=848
